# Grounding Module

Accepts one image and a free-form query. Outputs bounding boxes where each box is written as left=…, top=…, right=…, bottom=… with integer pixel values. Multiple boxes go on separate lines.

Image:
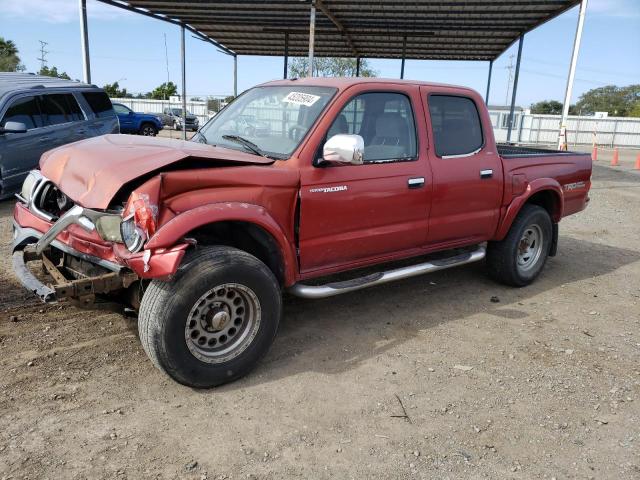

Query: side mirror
left=322, top=134, right=364, bottom=165
left=1, top=121, right=28, bottom=134
left=128, top=111, right=134, bottom=115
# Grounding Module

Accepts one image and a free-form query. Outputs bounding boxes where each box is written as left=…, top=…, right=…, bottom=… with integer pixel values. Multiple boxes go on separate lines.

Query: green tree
left=103, top=81, right=129, bottom=98
left=574, top=84, right=640, bottom=117
left=530, top=100, right=563, bottom=114
left=629, top=102, right=640, bottom=118
left=38, top=65, right=71, bottom=79
left=288, top=57, right=377, bottom=78
left=150, top=81, right=178, bottom=100
left=0, top=37, right=25, bottom=72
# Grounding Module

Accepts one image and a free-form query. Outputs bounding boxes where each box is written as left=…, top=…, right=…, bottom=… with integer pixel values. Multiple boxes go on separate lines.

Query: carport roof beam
left=97, top=1, right=582, bottom=62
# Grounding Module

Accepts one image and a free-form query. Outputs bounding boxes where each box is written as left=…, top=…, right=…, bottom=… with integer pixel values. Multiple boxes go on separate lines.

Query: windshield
left=196, top=85, right=336, bottom=159
left=171, top=108, right=191, bottom=115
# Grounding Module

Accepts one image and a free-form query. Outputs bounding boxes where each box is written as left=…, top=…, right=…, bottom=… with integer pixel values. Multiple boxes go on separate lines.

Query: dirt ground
left=1, top=161, right=639, bottom=480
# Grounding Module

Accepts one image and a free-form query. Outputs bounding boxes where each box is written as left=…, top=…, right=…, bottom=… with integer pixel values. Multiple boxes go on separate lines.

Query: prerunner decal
left=283, top=92, right=321, bottom=107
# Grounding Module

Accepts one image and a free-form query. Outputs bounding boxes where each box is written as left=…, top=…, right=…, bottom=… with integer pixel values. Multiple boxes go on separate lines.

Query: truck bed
left=497, top=144, right=591, bottom=158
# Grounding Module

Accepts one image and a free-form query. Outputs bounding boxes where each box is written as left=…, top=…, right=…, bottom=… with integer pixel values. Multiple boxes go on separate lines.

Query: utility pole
left=504, top=53, right=514, bottom=106
left=37, top=40, right=49, bottom=71
left=163, top=33, right=170, bottom=101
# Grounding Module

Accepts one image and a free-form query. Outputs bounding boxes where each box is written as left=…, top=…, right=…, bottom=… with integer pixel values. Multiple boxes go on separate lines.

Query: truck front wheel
left=138, top=246, right=281, bottom=388
left=486, top=204, right=552, bottom=287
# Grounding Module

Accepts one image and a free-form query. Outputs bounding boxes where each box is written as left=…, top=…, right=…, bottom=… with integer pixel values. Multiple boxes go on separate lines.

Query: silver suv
left=0, top=73, right=119, bottom=198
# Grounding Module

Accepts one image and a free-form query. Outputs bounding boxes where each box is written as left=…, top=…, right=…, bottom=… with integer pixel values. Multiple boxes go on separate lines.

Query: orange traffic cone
left=592, top=145, right=598, bottom=161
left=611, top=148, right=619, bottom=167
left=635, top=152, right=640, bottom=170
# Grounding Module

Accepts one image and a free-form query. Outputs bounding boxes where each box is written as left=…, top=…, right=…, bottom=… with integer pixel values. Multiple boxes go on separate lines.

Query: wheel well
left=525, top=190, right=561, bottom=222
left=140, top=121, right=155, bottom=129
left=186, top=221, right=285, bottom=285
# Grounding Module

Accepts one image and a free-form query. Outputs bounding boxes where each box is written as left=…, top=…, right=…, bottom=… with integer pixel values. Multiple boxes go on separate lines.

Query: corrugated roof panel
left=103, top=0, right=581, bottom=61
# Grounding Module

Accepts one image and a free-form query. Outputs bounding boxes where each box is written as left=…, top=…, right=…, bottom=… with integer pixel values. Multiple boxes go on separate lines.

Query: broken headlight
left=95, top=215, right=124, bottom=243
left=120, top=214, right=146, bottom=253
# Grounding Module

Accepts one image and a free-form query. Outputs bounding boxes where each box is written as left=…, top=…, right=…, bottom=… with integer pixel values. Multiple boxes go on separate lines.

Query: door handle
left=480, top=169, right=493, bottom=179
left=38, top=137, right=51, bottom=143
left=408, top=177, right=425, bottom=189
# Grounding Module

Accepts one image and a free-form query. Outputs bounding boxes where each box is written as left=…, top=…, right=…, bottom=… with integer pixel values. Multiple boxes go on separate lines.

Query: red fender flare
left=146, top=202, right=297, bottom=286
left=494, top=179, right=564, bottom=241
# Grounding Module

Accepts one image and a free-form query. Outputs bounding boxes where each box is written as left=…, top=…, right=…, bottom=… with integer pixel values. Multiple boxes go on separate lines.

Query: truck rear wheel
left=138, top=246, right=281, bottom=388
left=486, top=204, right=552, bottom=287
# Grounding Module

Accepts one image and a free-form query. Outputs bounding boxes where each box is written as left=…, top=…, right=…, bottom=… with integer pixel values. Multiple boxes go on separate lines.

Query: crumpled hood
left=40, top=134, right=273, bottom=209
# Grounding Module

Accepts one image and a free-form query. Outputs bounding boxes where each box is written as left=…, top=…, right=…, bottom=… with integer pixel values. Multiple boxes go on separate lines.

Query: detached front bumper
left=12, top=222, right=138, bottom=304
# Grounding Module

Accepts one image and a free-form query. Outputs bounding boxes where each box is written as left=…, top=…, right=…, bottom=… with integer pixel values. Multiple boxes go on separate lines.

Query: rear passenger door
left=421, top=90, right=503, bottom=246
left=0, top=95, right=47, bottom=192
left=38, top=92, right=86, bottom=147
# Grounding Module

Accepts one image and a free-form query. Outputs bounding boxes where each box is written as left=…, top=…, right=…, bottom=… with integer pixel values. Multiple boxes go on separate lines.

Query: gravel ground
left=1, top=162, right=639, bottom=480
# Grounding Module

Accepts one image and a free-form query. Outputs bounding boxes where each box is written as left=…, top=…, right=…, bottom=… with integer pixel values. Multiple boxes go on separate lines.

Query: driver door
left=298, top=87, right=431, bottom=274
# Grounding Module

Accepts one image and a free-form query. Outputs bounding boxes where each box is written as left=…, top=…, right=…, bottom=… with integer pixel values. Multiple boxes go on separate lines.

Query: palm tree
left=0, top=37, right=24, bottom=72
left=0, top=38, right=19, bottom=57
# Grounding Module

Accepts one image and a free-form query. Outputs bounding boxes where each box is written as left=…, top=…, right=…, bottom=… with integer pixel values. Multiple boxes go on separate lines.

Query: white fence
left=110, top=97, right=210, bottom=125
left=489, top=110, right=640, bottom=148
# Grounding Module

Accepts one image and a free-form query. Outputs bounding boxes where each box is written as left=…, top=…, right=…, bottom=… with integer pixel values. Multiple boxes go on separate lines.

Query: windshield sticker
left=283, top=92, right=321, bottom=107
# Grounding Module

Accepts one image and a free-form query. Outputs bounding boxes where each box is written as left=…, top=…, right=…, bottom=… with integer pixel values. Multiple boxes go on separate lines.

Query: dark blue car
left=112, top=103, right=163, bottom=136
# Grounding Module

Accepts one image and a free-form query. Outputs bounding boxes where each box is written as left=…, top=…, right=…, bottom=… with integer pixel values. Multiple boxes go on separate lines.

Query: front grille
left=32, top=181, right=74, bottom=220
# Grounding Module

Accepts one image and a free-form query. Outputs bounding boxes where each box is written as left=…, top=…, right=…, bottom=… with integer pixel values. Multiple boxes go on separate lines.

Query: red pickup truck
left=12, top=78, right=592, bottom=387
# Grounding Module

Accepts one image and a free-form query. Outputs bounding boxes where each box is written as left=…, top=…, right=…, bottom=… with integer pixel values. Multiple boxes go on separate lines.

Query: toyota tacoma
left=12, top=78, right=592, bottom=388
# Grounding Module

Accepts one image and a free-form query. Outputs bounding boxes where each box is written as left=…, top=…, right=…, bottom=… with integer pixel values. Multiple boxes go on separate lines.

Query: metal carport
left=85, top=0, right=588, bottom=147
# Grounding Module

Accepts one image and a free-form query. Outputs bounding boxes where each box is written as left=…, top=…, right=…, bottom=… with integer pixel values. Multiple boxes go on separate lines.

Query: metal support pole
left=558, top=0, right=588, bottom=150
left=180, top=24, right=186, bottom=141
left=79, top=0, right=91, bottom=83
left=355, top=57, right=360, bottom=77
left=233, top=54, right=238, bottom=97
left=485, top=60, right=493, bottom=104
left=506, top=35, right=524, bottom=143
left=400, top=36, right=407, bottom=79
left=307, top=1, right=316, bottom=77
left=283, top=32, right=289, bottom=79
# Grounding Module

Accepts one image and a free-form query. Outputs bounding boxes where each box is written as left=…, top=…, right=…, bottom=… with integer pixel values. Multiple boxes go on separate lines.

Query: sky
left=1, top=0, right=639, bottom=107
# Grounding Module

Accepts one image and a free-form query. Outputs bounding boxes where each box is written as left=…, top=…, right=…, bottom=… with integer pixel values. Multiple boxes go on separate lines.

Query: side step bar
left=288, top=246, right=486, bottom=299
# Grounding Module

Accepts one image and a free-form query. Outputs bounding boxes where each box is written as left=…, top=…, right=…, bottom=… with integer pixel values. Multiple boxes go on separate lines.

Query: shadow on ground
left=209, top=235, right=640, bottom=391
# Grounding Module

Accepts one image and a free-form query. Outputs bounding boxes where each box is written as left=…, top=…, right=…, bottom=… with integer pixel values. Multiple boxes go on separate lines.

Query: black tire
left=139, top=123, right=158, bottom=136
left=486, top=204, right=552, bottom=287
left=138, top=246, right=281, bottom=388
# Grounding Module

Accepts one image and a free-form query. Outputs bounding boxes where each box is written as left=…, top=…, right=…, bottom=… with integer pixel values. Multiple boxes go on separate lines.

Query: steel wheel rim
left=517, top=224, right=544, bottom=273
left=185, top=283, right=261, bottom=364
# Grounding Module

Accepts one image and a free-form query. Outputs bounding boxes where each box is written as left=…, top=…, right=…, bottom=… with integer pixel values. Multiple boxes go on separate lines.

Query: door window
left=327, top=92, right=417, bottom=163
left=1, top=96, right=44, bottom=130
left=428, top=95, right=483, bottom=157
left=40, top=93, right=85, bottom=125
left=82, top=92, right=115, bottom=118
left=113, top=103, right=132, bottom=115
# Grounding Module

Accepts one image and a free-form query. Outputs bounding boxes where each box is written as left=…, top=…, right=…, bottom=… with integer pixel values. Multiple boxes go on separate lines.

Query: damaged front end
left=12, top=170, right=188, bottom=308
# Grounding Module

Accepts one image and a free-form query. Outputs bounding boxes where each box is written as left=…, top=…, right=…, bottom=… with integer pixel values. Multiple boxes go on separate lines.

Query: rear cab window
left=428, top=95, right=483, bottom=158
left=82, top=91, right=115, bottom=119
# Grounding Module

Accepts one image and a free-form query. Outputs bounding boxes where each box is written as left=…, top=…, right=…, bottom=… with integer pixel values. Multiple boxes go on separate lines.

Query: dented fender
left=493, top=178, right=564, bottom=241
left=145, top=202, right=298, bottom=286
